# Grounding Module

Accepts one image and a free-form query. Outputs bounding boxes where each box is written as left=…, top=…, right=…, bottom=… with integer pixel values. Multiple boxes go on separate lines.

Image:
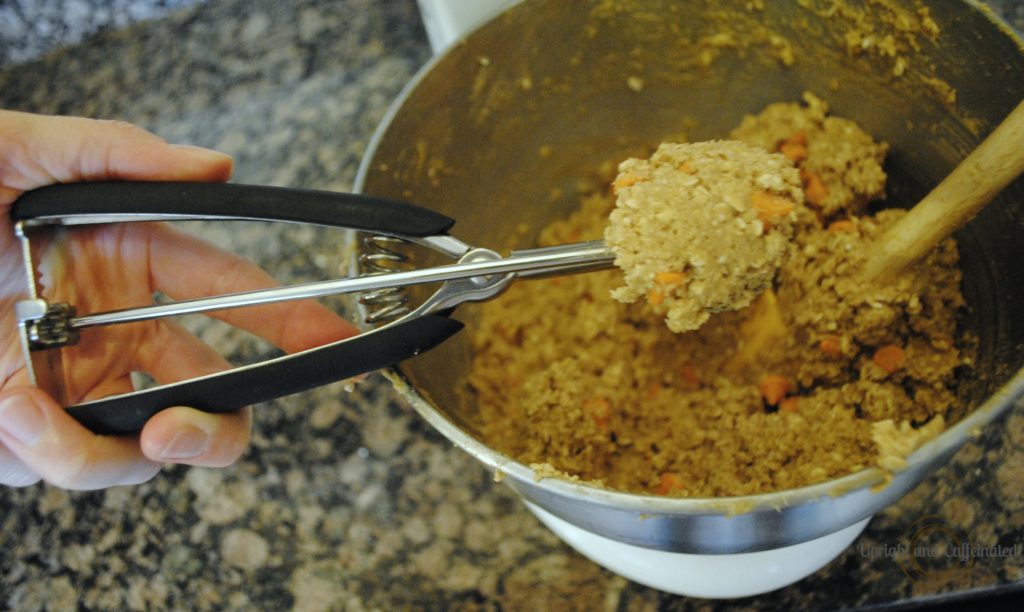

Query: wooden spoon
left=861, top=99, right=1024, bottom=282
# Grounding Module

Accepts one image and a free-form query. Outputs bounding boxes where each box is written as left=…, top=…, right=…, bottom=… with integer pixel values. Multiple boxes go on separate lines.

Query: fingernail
left=170, top=143, right=232, bottom=162
left=157, top=426, right=210, bottom=461
left=0, top=393, right=47, bottom=446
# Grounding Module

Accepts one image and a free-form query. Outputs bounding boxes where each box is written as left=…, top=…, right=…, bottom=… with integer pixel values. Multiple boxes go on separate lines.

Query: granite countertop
left=1, top=1, right=1022, bottom=610
left=0, top=0, right=203, bottom=66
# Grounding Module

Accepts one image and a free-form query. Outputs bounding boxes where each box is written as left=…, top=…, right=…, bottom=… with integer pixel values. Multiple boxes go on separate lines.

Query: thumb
left=0, top=110, right=233, bottom=204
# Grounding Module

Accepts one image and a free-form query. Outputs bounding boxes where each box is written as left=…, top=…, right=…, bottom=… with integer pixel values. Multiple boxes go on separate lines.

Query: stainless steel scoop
left=11, top=181, right=615, bottom=434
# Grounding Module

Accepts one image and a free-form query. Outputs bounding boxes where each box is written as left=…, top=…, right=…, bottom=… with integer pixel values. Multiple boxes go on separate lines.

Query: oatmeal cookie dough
left=606, top=140, right=803, bottom=333
left=730, top=92, right=888, bottom=219
left=468, top=96, right=967, bottom=498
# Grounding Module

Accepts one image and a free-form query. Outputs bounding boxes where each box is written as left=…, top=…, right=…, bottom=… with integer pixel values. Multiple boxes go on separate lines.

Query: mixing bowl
left=354, top=0, right=1024, bottom=596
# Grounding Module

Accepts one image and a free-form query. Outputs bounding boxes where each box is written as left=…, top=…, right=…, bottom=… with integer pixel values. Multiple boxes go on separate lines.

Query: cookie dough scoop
left=605, top=140, right=804, bottom=333
left=8, top=141, right=803, bottom=433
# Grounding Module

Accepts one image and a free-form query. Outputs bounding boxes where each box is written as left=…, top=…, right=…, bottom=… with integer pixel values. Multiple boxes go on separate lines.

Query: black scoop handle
left=11, top=181, right=461, bottom=434
left=66, top=315, right=463, bottom=435
left=12, top=181, right=455, bottom=237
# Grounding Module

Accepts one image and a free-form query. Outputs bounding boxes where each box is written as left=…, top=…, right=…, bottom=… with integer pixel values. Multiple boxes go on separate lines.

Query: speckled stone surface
left=0, top=1, right=1022, bottom=610
left=0, top=0, right=205, bottom=66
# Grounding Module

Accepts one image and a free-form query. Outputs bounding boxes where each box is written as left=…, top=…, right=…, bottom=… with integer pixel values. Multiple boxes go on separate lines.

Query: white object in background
left=526, top=502, right=872, bottom=598
left=417, top=0, right=518, bottom=53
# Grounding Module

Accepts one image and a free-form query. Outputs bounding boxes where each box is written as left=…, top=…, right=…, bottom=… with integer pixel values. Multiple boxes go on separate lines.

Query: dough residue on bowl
left=467, top=94, right=968, bottom=498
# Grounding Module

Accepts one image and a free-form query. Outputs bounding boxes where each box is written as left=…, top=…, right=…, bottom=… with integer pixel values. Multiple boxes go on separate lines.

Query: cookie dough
left=467, top=95, right=966, bottom=497
left=606, top=140, right=802, bottom=332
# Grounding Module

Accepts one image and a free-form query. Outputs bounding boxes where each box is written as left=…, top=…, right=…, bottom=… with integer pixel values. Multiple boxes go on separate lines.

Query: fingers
left=0, top=443, right=40, bottom=487
left=0, top=110, right=233, bottom=207
left=133, top=320, right=252, bottom=468
left=0, top=321, right=253, bottom=489
left=135, top=319, right=233, bottom=384
left=146, top=223, right=360, bottom=353
left=140, top=406, right=252, bottom=468
left=0, top=387, right=160, bottom=490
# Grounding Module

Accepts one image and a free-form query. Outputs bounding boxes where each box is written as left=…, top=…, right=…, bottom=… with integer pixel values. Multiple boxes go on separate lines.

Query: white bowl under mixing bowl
left=525, top=501, right=871, bottom=598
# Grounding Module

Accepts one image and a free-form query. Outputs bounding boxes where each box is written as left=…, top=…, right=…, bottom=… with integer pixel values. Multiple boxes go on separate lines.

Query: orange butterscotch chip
left=679, top=364, right=701, bottom=390
left=872, top=344, right=906, bottom=374
left=583, top=397, right=612, bottom=428
left=648, top=272, right=685, bottom=307
left=655, top=472, right=685, bottom=495
left=612, top=173, right=643, bottom=191
left=778, top=132, right=809, bottom=163
left=654, top=271, right=687, bottom=286
left=819, top=335, right=843, bottom=357
left=801, top=169, right=829, bottom=206
left=751, top=190, right=795, bottom=226
left=785, top=131, right=808, bottom=146
left=780, top=143, right=807, bottom=164
left=758, top=375, right=791, bottom=406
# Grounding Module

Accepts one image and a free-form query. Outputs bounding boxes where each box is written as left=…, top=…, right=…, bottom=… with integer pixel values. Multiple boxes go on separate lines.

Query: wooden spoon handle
left=861, top=99, right=1024, bottom=282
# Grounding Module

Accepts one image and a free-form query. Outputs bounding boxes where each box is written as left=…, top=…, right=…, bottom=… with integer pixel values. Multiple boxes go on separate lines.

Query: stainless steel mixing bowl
left=355, top=0, right=1024, bottom=554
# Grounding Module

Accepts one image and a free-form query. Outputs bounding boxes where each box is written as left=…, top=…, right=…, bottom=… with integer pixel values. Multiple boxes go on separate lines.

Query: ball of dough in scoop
left=606, top=140, right=803, bottom=332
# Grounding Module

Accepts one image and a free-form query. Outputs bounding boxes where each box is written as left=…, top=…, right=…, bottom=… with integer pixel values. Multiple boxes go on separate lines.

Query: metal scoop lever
left=63, top=240, right=615, bottom=330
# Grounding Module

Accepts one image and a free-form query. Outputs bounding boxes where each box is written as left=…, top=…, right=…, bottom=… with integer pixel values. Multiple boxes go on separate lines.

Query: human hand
left=0, top=110, right=359, bottom=489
